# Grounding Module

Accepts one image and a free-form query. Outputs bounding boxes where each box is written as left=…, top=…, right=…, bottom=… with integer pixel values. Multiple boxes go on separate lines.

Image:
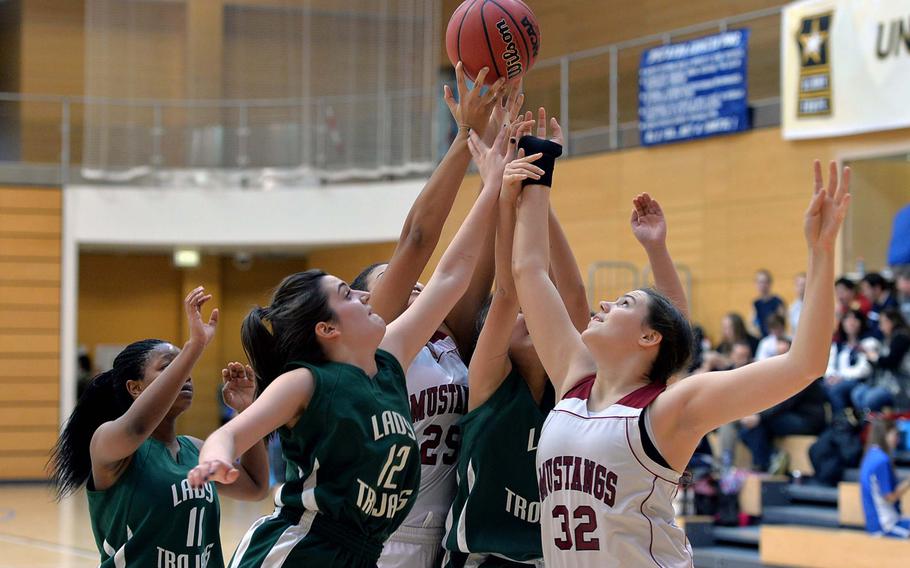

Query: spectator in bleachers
left=716, top=312, right=759, bottom=359
left=824, top=309, right=878, bottom=417
left=859, top=308, right=910, bottom=411
left=862, top=272, right=897, bottom=339
left=860, top=417, right=910, bottom=538
left=752, top=269, right=787, bottom=337
left=738, top=338, right=827, bottom=471
left=755, top=314, right=789, bottom=361
left=895, top=267, right=910, bottom=323
left=836, top=276, right=872, bottom=320
left=790, top=272, right=806, bottom=334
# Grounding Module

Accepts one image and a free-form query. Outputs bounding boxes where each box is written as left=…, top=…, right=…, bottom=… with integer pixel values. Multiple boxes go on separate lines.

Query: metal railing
left=0, top=6, right=784, bottom=187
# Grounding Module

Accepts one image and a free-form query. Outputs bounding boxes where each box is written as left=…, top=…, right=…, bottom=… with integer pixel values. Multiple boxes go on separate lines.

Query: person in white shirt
left=790, top=272, right=806, bottom=333
left=755, top=314, right=789, bottom=361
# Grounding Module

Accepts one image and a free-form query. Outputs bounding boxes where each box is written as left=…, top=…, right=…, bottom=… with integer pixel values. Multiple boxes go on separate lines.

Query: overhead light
left=173, top=248, right=201, bottom=268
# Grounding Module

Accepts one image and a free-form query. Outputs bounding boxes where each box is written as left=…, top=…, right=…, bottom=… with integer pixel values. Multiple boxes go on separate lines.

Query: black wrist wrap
left=517, top=135, right=563, bottom=187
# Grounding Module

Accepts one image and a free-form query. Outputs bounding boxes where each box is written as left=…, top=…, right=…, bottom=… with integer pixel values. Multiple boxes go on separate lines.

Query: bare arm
left=90, top=288, right=217, bottom=484
left=650, top=161, right=850, bottom=470
left=368, top=64, right=505, bottom=323
left=445, top=194, right=496, bottom=361
left=381, top=125, right=534, bottom=368
left=512, top=112, right=595, bottom=396
left=445, top=84, right=525, bottom=358
left=630, top=194, right=689, bottom=318
left=467, top=180, right=523, bottom=411
left=201, top=362, right=271, bottom=501
left=188, top=367, right=315, bottom=487
left=548, top=206, right=590, bottom=332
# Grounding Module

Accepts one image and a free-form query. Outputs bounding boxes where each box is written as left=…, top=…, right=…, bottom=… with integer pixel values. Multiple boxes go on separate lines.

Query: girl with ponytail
left=187, top=122, right=529, bottom=568
left=50, top=287, right=269, bottom=568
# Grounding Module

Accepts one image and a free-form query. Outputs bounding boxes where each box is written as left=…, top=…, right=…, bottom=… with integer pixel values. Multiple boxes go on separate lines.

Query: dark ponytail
left=642, top=288, right=693, bottom=384
left=242, top=270, right=334, bottom=391
left=50, top=338, right=166, bottom=499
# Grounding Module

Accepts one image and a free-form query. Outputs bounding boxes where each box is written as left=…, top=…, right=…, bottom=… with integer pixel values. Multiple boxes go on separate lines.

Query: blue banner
left=639, top=29, right=750, bottom=146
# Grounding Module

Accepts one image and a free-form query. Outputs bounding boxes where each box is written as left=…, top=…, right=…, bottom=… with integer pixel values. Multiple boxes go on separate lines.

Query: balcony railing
left=0, top=6, right=783, bottom=188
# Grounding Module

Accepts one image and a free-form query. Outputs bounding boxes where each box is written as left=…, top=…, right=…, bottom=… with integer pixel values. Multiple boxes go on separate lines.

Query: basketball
left=445, top=0, right=541, bottom=85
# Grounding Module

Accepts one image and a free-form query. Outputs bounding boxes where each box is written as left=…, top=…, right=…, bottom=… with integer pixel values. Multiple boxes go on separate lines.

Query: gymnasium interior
left=1, top=1, right=910, bottom=566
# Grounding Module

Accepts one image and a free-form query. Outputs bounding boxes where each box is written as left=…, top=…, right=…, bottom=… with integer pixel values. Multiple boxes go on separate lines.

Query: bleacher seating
left=687, top=437, right=910, bottom=567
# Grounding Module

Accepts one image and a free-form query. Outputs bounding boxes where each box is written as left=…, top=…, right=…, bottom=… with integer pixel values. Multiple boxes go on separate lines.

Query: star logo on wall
left=799, top=17, right=829, bottom=65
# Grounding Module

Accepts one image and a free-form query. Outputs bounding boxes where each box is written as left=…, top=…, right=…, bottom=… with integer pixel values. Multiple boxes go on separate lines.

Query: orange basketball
left=445, top=0, right=541, bottom=85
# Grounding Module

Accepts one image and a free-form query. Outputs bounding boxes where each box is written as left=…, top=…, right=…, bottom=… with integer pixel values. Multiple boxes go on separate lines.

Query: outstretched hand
left=525, top=107, right=564, bottom=146
left=467, top=116, right=536, bottom=183
left=185, top=287, right=218, bottom=348
left=630, top=193, right=667, bottom=248
left=187, top=459, right=240, bottom=488
left=222, top=362, right=257, bottom=413
left=444, top=62, right=506, bottom=137
left=485, top=79, right=524, bottom=144
left=805, top=160, right=851, bottom=252
left=501, top=148, right=545, bottom=204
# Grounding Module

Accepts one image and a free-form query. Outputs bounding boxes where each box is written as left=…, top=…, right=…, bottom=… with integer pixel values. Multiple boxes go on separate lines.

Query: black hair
left=838, top=308, right=869, bottom=340
left=351, top=262, right=385, bottom=292
left=836, top=276, right=856, bottom=290
left=50, top=339, right=167, bottom=499
left=862, top=272, right=890, bottom=291
left=642, top=288, right=693, bottom=384
left=241, top=270, right=334, bottom=392
left=880, top=307, right=909, bottom=334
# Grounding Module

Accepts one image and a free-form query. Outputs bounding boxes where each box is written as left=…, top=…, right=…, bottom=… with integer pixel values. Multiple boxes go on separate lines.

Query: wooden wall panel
left=0, top=185, right=61, bottom=480
left=419, top=125, right=910, bottom=344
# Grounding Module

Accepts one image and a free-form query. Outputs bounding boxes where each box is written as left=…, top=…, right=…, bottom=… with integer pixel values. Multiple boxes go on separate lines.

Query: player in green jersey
left=50, top=287, right=270, bottom=568
left=443, top=115, right=589, bottom=568
left=187, top=123, right=541, bottom=568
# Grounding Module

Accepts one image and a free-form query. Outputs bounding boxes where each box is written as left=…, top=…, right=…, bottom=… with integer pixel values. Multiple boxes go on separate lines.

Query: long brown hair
left=866, top=416, right=896, bottom=453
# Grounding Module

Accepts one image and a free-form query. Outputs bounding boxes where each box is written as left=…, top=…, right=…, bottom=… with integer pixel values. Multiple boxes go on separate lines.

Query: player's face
left=322, top=275, right=386, bottom=346
left=130, top=343, right=194, bottom=415
left=368, top=264, right=424, bottom=307
left=582, top=290, right=652, bottom=351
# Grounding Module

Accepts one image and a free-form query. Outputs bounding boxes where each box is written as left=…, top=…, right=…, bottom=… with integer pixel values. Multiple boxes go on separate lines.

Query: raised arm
left=188, top=367, right=315, bottom=487
left=466, top=145, right=531, bottom=410
left=367, top=63, right=505, bottom=323
left=651, top=161, right=850, bottom=470
left=90, top=288, right=217, bottom=477
left=548, top=206, right=590, bottom=332
left=512, top=110, right=595, bottom=396
left=382, top=121, right=538, bottom=369
left=189, top=362, right=270, bottom=500
left=444, top=84, right=525, bottom=358
left=631, top=193, right=689, bottom=318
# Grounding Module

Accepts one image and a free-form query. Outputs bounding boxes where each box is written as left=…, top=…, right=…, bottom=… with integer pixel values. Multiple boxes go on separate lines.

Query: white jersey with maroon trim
left=397, top=332, right=469, bottom=530
left=536, top=376, right=692, bottom=567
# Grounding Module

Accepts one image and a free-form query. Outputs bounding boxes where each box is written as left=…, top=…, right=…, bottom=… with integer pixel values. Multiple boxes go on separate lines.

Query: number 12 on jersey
left=356, top=444, right=414, bottom=519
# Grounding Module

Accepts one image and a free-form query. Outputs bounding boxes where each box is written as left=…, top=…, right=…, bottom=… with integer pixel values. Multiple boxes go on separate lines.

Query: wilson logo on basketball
left=495, top=19, right=523, bottom=79
left=521, top=16, right=540, bottom=57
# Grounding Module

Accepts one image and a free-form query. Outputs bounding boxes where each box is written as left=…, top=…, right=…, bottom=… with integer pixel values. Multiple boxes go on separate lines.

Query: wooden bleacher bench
left=761, top=525, right=910, bottom=568
left=838, top=482, right=910, bottom=528
left=774, top=435, right=816, bottom=475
